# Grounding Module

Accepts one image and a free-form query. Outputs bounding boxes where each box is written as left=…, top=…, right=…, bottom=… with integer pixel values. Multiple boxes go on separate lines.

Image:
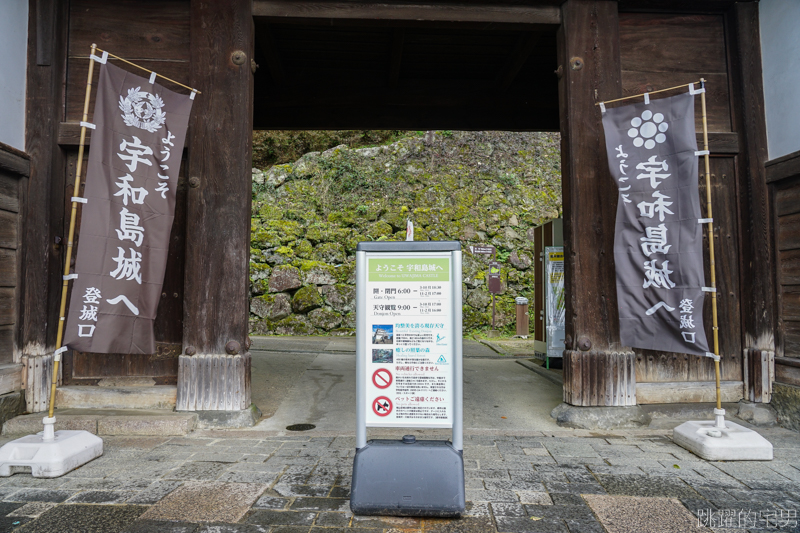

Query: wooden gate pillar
left=558, top=0, right=636, bottom=406
left=20, top=0, right=69, bottom=412
left=178, top=0, right=254, bottom=411
left=730, top=3, right=775, bottom=403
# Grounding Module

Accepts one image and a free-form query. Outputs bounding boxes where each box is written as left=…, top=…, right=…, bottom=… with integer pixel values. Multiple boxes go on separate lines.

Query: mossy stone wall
left=250, top=131, right=561, bottom=336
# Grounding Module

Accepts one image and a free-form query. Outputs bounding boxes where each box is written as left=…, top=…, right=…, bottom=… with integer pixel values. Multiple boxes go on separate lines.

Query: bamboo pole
left=93, top=48, right=201, bottom=94
left=699, top=78, right=723, bottom=411
left=47, top=44, right=98, bottom=419
left=595, top=80, right=702, bottom=107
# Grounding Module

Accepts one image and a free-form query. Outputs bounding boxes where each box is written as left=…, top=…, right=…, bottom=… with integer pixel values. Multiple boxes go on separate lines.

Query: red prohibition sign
left=372, top=368, right=393, bottom=389
left=373, top=396, right=393, bottom=417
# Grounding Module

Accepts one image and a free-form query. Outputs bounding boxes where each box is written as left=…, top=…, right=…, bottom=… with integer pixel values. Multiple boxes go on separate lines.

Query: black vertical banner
left=601, top=92, right=711, bottom=357
left=64, top=63, right=193, bottom=354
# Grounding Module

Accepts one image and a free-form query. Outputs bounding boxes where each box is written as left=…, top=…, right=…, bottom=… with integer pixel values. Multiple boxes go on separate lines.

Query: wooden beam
left=184, top=0, right=253, bottom=357
left=729, top=4, right=776, bottom=360
left=20, top=0, right=69, bottom=357
left=636, top=380, right=743, bottom=404
left=388, top=28, right=404, bottom=87
left=253, top=103, right=560, bottom=131
left=558, top=0, right=631, bottom=406
left=253, top=2, right=562, bottom=25
left=766, top=149, right=800, bottom=184
left=497, top=33, right=540, bottom=93
left=618, top=0, right=738, bottom=14
left=255, top=21, right=286, bottom=85
left=0, top=143, right=30, bottom=178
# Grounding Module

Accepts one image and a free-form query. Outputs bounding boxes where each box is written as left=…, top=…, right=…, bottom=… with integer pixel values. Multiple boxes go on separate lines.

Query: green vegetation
left=250, top=130, right=562, bottom=336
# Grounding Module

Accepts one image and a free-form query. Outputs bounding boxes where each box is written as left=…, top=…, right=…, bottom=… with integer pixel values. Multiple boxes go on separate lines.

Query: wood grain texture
left=558, top=0, right=622, bottom=357
left=729, top=3, right=776, bottom=356
left=743, top=348, right=773, bottom=402
left=563, top=350, right=636, bottom=406
left=65, top=0, right=191, bottom=122
left=782, top=287, right=800, bottom=322
left=784, top=322, right=800, bottom=357
left=777, top=213, right=800, bottom=251
left=0, top=326, right=12, bottom=365
left=0, top=174, right=20, bottom=213
left=619, top=13, right=731, bottom=132
left=0, top=147, right=30, bottom=178
left=0, top=364, right=22, bottom=394
left=21, top=0, right=69, bottom=354
left=183, top=0, right=253, bottom=354
left=253, top=1, right=561, bottom=24
left=23, top=354, right=53, bottom=413
left=65, top=59, right=191, bottom=123
left=776, top=183, right=800, bottom=217
left=636, top=380, right=742, bottom=404
left=0, top=212, right=18, bottom=251
left=0, top=288, right=14, bottom=327
left=176, top=353, right=250, bottom=411
left=0, top=249, right=16, bottom=288
left=766, top=149, right=800, bottom=184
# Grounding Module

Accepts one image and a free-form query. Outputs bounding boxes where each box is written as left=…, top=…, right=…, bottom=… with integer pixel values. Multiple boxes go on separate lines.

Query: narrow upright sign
left=64, top=63, right=194, bottom=354
left=364, top=255, right=454, bottom=428
left=352, top=241, right=464, bottom=518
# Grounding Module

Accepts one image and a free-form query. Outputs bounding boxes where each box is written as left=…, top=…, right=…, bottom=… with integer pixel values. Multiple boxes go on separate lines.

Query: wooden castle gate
left=6, top=0, right=778, bottom=415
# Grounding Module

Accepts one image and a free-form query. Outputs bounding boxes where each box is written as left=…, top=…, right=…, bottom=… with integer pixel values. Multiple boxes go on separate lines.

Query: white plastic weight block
left=673, top=420, right=773, bottom=461
left=0, top=430, right=103, bottom=478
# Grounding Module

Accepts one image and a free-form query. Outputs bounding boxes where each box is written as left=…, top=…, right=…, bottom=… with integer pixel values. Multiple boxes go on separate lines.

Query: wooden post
left=20, top=0, right=69, bottom=411
left=557, top=0, right=635, bottom=406
left=179, top=0, right=253, bottom=411
left=729, top=3, right=775, bottom=402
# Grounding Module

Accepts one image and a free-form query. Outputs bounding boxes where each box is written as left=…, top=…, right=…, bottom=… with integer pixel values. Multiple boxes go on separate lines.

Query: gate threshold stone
left=1, top=409, right=197, bottom=437
left=56, top=385, right=177, bottom=410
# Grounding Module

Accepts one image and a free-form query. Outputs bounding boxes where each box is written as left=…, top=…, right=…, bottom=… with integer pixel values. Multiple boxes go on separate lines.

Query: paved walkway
left=0, top=426, right=797, bottom=532
left=0, top=337, right=796, bottom=532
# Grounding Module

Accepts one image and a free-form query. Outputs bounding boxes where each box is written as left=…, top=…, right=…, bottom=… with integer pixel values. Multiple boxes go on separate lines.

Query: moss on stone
left=250, top=130, right=562, bottom=336
left=292, top=285, right=324, bottom=314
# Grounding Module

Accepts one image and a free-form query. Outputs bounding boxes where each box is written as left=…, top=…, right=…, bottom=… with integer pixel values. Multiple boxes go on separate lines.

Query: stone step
left=1, top=409, right=197, bottom=437
left=56, top=385, right=177, bottom=410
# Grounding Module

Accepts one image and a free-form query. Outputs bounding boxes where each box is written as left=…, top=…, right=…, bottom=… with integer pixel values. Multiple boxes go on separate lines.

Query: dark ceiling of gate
left=253, top=18, right=559, bottom=130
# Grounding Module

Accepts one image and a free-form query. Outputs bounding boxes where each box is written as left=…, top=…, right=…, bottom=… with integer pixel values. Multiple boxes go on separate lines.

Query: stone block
left=771, top=382, right=800, bottom=432
left=97, top=413, right=197, bottom=436
left=195, top=404, right=261, bottom=429
left=2, top=414, right=98, bottom=436
left=56, top=386, right=177, bottom=410
left=736, top=400, right=778, bottom=426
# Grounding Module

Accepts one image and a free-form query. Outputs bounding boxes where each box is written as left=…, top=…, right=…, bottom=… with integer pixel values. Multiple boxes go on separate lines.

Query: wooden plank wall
left=618, top=12, right=743, bottom=387
left=768, top=152, right=800, bottom=387
left=0, top=144, right=29, bottom=365
left=61, top=0, right=191, bottom=382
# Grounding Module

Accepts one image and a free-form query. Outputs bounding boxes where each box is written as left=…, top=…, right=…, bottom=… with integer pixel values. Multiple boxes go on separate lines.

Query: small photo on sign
left=372, top=349, right=393, bottom=364
left=372, top=325, right=394, bottom=345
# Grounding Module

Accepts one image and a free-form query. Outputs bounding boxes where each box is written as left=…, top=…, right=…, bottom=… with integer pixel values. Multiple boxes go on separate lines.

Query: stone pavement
left=0, top=425, right=797, bottom=533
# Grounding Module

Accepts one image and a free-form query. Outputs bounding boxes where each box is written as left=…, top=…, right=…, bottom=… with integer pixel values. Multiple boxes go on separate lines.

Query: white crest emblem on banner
left=627, top=110, right=669, bottom=150
left=119, top=87, right=166, bottom=133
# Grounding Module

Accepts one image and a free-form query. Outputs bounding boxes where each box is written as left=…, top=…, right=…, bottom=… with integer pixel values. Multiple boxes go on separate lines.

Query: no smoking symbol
left=372, top=368, right=392, bottom=389
left=373, top=396, right=392, bottom=417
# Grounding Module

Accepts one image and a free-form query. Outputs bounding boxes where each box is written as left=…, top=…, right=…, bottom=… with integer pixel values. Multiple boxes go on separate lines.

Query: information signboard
left=352, top=241, right=464, bottom=518
left=363, top=254, right=455, bottom=428
left=545, top=246, right=565, bottom=359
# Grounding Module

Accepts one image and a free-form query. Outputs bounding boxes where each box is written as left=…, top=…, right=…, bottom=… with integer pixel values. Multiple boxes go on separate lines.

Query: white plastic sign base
left=0, top=430, right=103, bottom=478
left=673, top=420, right=773, bottom=461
